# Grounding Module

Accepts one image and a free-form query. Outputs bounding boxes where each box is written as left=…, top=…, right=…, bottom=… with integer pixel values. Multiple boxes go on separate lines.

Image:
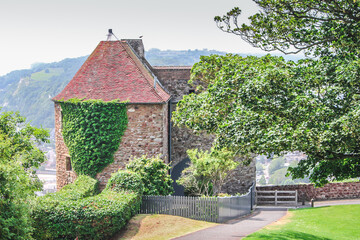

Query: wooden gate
left=256, top=190, right=298, bottom=206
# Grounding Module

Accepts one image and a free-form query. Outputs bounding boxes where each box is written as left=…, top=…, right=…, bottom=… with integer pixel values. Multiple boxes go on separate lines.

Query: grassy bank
left=245, top=205, right=360, bottom=240
left=113, top=214, right=217, bottom=240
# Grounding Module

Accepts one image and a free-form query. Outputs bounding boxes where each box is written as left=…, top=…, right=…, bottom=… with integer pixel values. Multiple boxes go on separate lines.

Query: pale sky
left=0, top=0, right=264, bottom=76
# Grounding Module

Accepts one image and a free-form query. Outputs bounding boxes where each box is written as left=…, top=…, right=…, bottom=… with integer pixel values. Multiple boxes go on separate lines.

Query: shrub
left=56, top=175, right=98, bottom=199
left=126, top=155, right=173, bottom=195
left=177, top=148, right=238, bottom=196
left=0, top=200, right=33, bottom=240
left=105, top=170, right=143, bottom=194
left=32, top=176, right=141, bottom=240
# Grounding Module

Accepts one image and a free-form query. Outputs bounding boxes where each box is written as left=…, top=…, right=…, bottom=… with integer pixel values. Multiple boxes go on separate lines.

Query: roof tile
left=53, top=41, right=170, bottom=103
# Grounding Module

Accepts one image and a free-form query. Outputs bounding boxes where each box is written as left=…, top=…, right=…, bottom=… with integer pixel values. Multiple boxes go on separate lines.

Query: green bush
left=126, top=155, right=173, bottom=196
left=0, top=200, right=33, bottom=240
left=105, top=170, right=143, bottom=194
left=31, top=176, right=141, bottom=240
left=54, top=175, right=98, bottom=200
left=177, top=148, right=238, bottom=196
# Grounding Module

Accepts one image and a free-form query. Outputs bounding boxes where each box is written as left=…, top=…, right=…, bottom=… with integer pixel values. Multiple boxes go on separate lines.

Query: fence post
left=295, top=190, right=298, bottom=207
left=250, top=184, right=253, bottom=211
left=275, top=190, right=278, bottom=206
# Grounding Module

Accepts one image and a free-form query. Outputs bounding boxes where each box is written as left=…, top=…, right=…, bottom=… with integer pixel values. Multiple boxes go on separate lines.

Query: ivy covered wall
left=59, top=99, right=128, bottom=177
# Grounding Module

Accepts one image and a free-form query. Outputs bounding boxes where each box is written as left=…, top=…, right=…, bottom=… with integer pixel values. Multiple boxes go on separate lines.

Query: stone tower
left=53, top=39, right=256, bottom=193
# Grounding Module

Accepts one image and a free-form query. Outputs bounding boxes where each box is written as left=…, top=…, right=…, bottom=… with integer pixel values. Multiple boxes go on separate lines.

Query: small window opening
left=60, top=108, right=63, bottom=130
left=66, top=156, right=72, bottom=171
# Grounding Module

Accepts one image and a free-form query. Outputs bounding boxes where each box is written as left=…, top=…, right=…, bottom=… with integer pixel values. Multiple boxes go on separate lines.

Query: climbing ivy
left=59, top=99, right=128, bottom=177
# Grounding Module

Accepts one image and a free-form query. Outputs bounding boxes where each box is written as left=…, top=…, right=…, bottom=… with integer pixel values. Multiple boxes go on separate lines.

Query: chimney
left=122, top=39, right=145, bottom=59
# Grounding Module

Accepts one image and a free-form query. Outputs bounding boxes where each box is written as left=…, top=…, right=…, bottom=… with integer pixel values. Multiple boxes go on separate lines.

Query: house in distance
left=52, top=37, right=255, bottom=194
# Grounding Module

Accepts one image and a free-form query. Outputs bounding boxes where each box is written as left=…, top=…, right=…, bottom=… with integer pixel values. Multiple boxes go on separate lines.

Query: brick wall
left=55, top=103, right=169, bottom=190
left=256, top=182, right=360, bottom=201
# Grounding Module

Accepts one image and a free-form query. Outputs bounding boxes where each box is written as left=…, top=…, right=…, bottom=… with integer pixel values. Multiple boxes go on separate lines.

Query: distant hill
left=0, top=49, right=302, bottom=131
left=0, top=56, right=87, bottom=129
left=145, top=48, right=227, bottom=66
left=0, top=49, right=230, bottom=130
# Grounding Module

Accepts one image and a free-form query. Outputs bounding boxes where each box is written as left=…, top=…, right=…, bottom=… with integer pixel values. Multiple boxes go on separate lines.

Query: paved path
left=172, top=207, right=288, bottom=240
left=173, top=199, right=360, bottom=240
left=314, top=198, right=360, bottom=207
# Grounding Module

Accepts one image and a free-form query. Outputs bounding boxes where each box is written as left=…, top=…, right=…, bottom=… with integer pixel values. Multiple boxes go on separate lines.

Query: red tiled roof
left=53, top=41, right=170, bottom=103
left=152, top=66, right=192, bottom=70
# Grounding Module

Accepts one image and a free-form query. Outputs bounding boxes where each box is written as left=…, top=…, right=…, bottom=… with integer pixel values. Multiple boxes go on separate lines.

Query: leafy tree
left=258, top=175, right=266, bottom=185
left=215, top=0, right=360, bottom=57
left=0, top=110, right=49, bottom=239
left=174, top=0, right=360, bottom=186
left=268, top=168, right=289, bottom=185
left=268, top=157, right=285, bottom=175
left=177, top=148, right=238, bottom=196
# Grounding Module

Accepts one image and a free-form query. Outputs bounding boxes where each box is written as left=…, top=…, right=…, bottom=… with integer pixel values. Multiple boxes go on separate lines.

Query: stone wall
left=55, top=103, right=169, bottom=190
left=256, top=182, right=360, bottom=201
left=154, top=67, right=256, bottom=194
left=152, top=66, right=192, bottom=102
left=223, top=160, right=256, bottom=194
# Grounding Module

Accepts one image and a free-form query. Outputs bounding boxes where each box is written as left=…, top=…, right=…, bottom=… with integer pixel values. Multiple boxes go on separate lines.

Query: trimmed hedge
left=50, top=175, right=99, bottom=200
left=105, top=170, right=144, bottom=194
left=32, top=174, right=142, bottom=240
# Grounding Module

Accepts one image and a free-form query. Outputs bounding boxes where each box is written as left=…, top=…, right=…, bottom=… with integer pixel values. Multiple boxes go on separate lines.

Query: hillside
left=0, top=49, right=227, bottom=130
left=145, top=48, right=227, bottom=66
left=0, top=56, right=87, bottom=129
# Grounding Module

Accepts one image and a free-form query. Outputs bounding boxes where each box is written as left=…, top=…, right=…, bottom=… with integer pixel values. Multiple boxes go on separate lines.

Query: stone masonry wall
left=55, top=103, right=168, bottom=190
left=257, top=182, right=360, bottom=202
left=152, top=67, right=192, bottom=102
left=54, top=103, right=77, bottom=189
left=154, top=67, right=256, bottom=194
left=223, top=160, right=256, bottom=194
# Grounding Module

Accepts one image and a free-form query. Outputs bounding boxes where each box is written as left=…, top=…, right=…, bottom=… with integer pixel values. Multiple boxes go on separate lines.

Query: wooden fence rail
left=256, top=190, right=298, bottom=206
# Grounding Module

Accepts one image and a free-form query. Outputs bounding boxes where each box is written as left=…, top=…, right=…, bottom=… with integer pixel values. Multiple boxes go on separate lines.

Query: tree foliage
left=177, top=148, right=238, bottom=196
left=215, top=0, right=360, bottom=57
left=0, top=110, right=49, bottom=239
left=268, top=157, right=285, bottom=175
left=173, top=53, right=360, bottom=186
left=173, top=0, right=360, bottom=186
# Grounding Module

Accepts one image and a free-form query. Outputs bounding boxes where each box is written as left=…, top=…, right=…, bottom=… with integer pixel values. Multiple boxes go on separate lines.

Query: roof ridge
left=52, top=41, right=170, bottom=103
left=122, top=41, right=169, bottom=102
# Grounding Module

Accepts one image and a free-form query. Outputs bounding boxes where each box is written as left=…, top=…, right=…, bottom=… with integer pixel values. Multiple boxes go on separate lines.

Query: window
left=65, top=156, right=72, bottom=171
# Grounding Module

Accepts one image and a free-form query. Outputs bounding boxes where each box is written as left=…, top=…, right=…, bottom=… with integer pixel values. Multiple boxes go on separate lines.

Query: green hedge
left=31, top=174, right=141, bottom=240
left=48, top=175, right=99, bottom=201
left=105, top=170, right=144, bottom=194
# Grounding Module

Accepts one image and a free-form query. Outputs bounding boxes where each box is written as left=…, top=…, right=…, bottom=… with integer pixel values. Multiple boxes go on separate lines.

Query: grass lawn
left=112, top=214, right=217, bottom=240
left=244, top=205, right=360, bottom=240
